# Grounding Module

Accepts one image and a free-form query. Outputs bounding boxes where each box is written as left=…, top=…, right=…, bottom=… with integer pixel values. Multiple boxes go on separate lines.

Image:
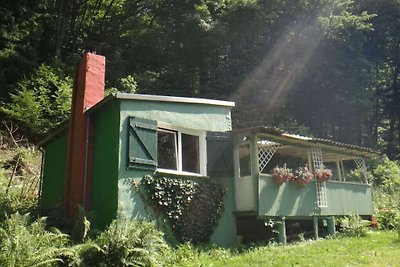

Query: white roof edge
left=115, top=92, right=235, bottom=107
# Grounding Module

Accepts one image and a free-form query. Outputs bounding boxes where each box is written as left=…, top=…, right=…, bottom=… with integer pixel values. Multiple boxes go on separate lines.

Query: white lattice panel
left=355, top=157, right=368, bottom=182
left=311, top=145, right=328, bottom=207
left=354, top=157, right=367, bottom=174
left=311, top=145, right=323, bottom=170
left=258, top=141, right=280, bottom=173
left=316, top=181, right=328, bottom=207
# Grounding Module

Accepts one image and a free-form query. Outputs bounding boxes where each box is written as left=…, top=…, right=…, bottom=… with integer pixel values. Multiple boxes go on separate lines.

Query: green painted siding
left=120, top=99, right=232, bottom=132
left=118, top=170, right=152, bottom=221
left=258, top=174, right=318, bottom=217
left=258, top=174, right=373, bottom=217
left=210, top=175, right=237, bottom=247
left=321, top=181, right=373, bottom=216
left=40, top=131, right=68, bottom=210
left=90, top=100, right=120, bottom=228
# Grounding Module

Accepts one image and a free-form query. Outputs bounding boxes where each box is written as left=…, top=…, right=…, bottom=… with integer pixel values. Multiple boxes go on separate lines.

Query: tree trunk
left=55, top=0, right=70, bottom=58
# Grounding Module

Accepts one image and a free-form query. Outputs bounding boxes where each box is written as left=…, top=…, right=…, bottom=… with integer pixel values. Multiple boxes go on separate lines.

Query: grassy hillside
left=163, top=231, right=400, bottom=267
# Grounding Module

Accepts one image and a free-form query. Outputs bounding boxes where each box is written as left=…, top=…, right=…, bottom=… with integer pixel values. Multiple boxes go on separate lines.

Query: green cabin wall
left=89, top=100, right=120, bottom=228
left=119, top=99, right=232, bottom=132
left=116, top=98, right=236, bottom=245
left=210, top=175, right=237, bottom=246
left=117, top=99, right=233, bottom=221
left=40, top=132, right=68, bottom=210
left=258, top=174, right=373, bottom=217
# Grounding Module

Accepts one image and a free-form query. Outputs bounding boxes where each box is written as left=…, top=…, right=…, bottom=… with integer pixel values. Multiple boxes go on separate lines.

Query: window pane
left=182, top=133, right=200, bottom=173
left=158, top=130, right=177, bottom=170
left=239, top=144, right=251, bottom=177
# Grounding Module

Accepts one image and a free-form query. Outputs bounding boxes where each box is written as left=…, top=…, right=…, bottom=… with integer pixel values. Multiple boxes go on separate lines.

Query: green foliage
left=0, top=213, right=71, bottom=267
left=0, top=185, right=37, bottom=221
left=0, top=206, right=165, bottom=266
left=139, top=175, right=225, bottom=244
left=373, top=189, right=400, bottom=230
left=338, top=214, right=370, bottom=237
left=319, top=0, right=376, bottom=41
left=120, top=75, right=138, bottom=93
left=0, top=64, right=72, bottom=140
left=1, top=0, right=400, bottom=156
left=371, top=156, right=400, bottom=190
left=106, top=75, right=138, bottom=95
left=370, top=157, right=400, bottom=229
left=82, top=218, right=167, bottom=267
left=346, top=168, right=366, bottom=183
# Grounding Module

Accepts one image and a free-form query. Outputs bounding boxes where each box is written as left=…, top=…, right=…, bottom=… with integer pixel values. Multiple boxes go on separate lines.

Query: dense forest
left=1, top=0, right=400, bottom=158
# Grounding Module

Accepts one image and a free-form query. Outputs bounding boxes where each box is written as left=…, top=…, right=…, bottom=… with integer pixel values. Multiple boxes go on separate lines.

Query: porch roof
left=233, top=126, right=380, bottom=160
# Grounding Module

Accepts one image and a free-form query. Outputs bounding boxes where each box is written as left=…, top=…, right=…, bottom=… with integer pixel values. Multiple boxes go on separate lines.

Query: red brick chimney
left=64, top=52, right=105, bottom=219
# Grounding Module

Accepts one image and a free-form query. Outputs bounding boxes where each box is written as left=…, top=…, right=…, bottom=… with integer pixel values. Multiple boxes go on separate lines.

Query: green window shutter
left=206, top=131, right=233, bottom=177
left=128, top=117, right=158, bottom=170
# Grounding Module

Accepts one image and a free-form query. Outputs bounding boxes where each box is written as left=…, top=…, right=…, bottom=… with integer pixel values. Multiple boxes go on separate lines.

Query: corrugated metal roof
left=233, top=126, right=380, bottom=156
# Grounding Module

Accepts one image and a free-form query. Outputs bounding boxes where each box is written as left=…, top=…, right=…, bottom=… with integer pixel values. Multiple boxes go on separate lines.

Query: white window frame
left=156, top=122, right=207, bottom=177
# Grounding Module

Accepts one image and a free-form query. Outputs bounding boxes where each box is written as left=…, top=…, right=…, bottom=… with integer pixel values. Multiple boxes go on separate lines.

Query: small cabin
left=39, top=53, right=378, bottom=246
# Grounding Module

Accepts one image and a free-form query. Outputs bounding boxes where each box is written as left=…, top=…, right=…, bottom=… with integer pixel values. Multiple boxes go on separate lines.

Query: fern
left=0, top=213, right=73, bottom=267
left=82, top=219, right=167, bottom=267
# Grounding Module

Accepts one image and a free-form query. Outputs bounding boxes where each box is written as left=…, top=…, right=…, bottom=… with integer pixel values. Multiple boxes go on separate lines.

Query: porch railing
left=258, top=174, right=373, bottom=217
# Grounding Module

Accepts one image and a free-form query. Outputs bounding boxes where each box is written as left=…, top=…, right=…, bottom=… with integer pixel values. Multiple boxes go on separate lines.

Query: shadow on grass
left=391, top=238, right=400, bottom=244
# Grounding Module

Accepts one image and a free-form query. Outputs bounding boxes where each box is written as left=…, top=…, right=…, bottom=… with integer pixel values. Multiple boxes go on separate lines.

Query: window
left=157, top=127, right=206, bottom=176
left=181, top=133, right=200, bottom=173
left=158, top=129, right=178, bottom=170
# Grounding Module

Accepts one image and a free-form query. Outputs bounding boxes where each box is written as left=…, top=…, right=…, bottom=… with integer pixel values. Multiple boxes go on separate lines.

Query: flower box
left=290, top=166, right=313, bottom=185
left=314, top=168, right=333, bottom=182
left=271, top=164, right=293, bottom=184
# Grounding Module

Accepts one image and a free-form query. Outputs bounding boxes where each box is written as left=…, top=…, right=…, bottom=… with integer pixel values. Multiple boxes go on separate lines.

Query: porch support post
left=250, top=135, right=259, bottom=206
left=277, top=217, right=287, bottom=245
left=327, top=216, right=336, bottom=236
left=313, top=216, right=319, bottom=240
left=340, top=160, right=346, bottom=181
left=336, top=160, right=342, bottom=181
left=307, top=150, right=313, bottom=172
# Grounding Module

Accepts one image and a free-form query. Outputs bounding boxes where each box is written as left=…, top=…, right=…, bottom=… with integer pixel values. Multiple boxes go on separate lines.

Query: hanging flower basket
left=271, top=164, right=293, bottom=184
left=315, top=168, right=333, bottom=182
left=290, top=166, right=313, bottom=185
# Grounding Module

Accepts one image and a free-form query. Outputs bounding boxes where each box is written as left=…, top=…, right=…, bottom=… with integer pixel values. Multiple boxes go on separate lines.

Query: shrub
left=371, top=156, right=400, bottom=189
left=373, top=188, right=400, bottom=229
left=371, top=157, right=400, bottom=229
left=82, top=219, right=167, bottom=267
left=338, top=214, right=369, bottom=237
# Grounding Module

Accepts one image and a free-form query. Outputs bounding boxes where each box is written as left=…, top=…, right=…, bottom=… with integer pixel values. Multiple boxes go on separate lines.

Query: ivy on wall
left=137, top=175, right=225, bottom=244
